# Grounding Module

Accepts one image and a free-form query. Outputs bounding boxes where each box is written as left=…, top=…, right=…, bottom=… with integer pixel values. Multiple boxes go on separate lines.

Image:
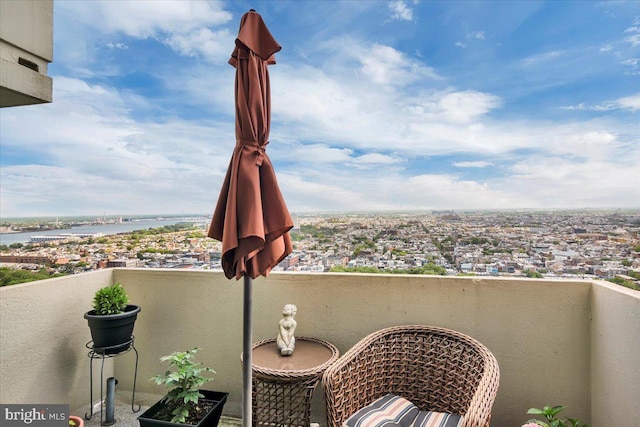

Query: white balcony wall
left=1, top=269, right=639, bottom=426
left=0, top=269, right=112, bottom=410
left=114, top=269, right=592, bottom=426
left=590, top=282, right=640, bottom=427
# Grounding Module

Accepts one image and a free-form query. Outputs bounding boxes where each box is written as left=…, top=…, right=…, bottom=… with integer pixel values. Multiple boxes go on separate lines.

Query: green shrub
left=92, top=282, right=129, bottom=314
left=150, top=348, right=215, bottom=423
left=524, top=405, right=589, bottom=427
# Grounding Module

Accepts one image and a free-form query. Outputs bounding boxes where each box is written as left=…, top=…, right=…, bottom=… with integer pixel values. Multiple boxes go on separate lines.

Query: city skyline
left=2, top=210, right=638, bottom=289
left=1, top=0, right=639, bottom=217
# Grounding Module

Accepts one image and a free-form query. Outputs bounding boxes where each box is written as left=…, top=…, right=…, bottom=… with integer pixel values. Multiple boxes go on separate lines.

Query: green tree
left=391, top=248, right=407, bottom=256
left=0, top=267, right=63, bottom=287
left=607, top=277, right=639, bottom=291
left=330, top=266, right=381, bottom=273
left=523, top=269, right=543, bottom=278
left=627, top=271, right=640, bottom=280
left=386, top=264, right=446, bottom=276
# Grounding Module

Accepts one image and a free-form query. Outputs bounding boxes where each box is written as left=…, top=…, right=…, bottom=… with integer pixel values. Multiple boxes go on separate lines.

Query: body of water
left=0, top=219, right=207, bottom=245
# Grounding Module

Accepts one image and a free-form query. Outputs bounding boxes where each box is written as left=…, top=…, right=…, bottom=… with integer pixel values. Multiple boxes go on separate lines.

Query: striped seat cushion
left=343, top=394, right=420, bottom=427
left=411, top=410, right=463, bottom=427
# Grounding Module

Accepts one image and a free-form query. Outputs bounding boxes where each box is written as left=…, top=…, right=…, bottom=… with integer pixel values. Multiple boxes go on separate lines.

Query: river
left=0, top=218, right=208, bottom=245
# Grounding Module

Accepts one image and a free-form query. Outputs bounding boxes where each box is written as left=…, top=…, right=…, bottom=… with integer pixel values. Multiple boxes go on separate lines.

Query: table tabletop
left=248, top=336, right=339, bottom=380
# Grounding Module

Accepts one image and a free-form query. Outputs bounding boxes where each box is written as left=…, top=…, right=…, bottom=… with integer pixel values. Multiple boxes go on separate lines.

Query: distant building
left=107, top=259, right=137, bottom=268
left=29, top=235, right=67, bottom=243
left=0, top=255, right=52, bottom=265
left=291, top=213, right=300, bottom=230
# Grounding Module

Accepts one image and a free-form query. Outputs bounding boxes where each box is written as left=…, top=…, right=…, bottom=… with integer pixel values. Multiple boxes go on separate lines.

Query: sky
left=1, top=0, right=639, bottom=218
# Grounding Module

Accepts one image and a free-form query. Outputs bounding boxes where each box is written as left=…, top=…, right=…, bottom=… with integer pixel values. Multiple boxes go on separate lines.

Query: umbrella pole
left=242, top=273, right=253, bottom=427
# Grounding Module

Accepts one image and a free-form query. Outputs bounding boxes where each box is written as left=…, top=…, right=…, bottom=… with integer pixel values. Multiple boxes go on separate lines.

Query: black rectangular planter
left=138, top=390, right=228, bottom=427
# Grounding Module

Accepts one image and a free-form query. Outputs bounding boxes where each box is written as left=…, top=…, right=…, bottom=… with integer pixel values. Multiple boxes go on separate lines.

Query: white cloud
left=270, top=74, right=504, bottom=155
left=347, top=153, right=404, bottom=170
left=106, top=42, right=128, bottom=49
left=4, top=2, right=640, bottom=216
left=404, top=90, right=502, bottom=125
left=453, top=161, right=492, bottom=168
left=357, top=43, right=439, bottom=85
left=563, top=92, right=640, bottom=112
left=277, top=172, right=384, bottom=212
left=625, top=33, right=640, bottom=47
left=55, top=1, right=233, bottom=65
left=622, top=21, right=640, bottom=46
left=621, top=58, right=640, bottom=75
left=402, top=174, right=516, bottom=210
left=520, top=50, right=565, bottom=67
left=274, top=143, right=354, bottom=164
left=271, top=64, right=362, bottom=126
left=355, top=153, right=401, bottom=164
left=616, top=93, right=640, bottom=111
left=455, top=31, right=486, bottom=48
left=504, top=155, right=640, bottom=207
left=78, top=1, right=232, bottom=38
left=279, top=147, right=640, bottom=212
left=165, top=28, right=234, bottom=62
left=388, top=1, right=413, bottom=21
left=3, top=74, right=638, bottom=216
left=0, top=77, right=234, bottom=217
left=434, top=91, right=503, bottom=123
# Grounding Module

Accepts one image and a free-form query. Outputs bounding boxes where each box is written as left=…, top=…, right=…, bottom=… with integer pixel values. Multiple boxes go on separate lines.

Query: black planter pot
left=138, top=390, right=228, bottom=427
left=84, top=304, right=141, bottom=354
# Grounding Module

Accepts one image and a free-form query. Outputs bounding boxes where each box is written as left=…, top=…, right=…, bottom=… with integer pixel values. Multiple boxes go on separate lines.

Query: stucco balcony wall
left=0, top=269, right=113, bottom=409
left=1, top=269, right=639, bottom=427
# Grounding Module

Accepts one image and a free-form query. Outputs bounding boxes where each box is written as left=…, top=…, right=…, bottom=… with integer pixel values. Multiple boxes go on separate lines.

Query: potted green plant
left=69, top=415, right=84, bottom=427
left=84, top=282, right=141, bottom=354
left=522, top=405, right=589, bottom=427
left=138, top=348, right=228, bottom=427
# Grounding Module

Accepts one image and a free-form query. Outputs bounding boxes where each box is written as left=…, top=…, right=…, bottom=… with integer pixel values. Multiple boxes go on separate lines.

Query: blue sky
left=1, top=0, right=639, bottom=217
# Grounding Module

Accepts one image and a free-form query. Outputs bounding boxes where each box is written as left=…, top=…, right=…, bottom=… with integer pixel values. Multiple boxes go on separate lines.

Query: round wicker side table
left=244, top=336, right=339, bottom=427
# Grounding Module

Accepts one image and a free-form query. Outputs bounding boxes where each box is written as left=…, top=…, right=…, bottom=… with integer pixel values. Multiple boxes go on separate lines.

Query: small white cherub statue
left=277, top=304, right=297, bottom=356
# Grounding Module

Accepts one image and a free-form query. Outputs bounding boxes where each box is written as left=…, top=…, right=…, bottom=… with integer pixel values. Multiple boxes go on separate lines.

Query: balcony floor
left=78, top=390, right=242, bottom=427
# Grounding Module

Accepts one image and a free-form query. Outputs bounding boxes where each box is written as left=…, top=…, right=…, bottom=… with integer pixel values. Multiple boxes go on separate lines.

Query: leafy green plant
left=151, top=348, right=216, bottom=423
left=523, top=405, right=589, bottom=427
left=92, top=282, right=129, bottom=315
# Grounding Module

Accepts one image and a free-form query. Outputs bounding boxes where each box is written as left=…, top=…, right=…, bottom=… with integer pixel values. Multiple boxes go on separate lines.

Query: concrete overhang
left=0, top=0, right=53, bottom=108
left=0, top=54, right=53, bottom=107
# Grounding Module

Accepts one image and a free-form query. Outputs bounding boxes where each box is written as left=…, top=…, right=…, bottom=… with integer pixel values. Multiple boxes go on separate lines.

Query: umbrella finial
left=249, top=8, right=256, bottom=12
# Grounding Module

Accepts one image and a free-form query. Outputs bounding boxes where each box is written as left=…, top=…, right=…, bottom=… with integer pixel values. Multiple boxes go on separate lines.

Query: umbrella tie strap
left=238, top=140, right=268, bottom=166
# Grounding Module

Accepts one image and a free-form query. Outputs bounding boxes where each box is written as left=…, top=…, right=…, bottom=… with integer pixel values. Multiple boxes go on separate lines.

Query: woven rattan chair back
left=323, top=325, right=499, bottom=427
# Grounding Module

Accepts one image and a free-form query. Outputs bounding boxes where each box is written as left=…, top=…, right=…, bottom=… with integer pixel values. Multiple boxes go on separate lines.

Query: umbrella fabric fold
left=209, top=10, right=293, bottom=280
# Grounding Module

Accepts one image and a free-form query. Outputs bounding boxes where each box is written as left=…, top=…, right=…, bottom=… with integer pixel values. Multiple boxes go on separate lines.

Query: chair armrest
left=323, top=338, right=388, bottom=427
left=460, top=347, right=500, bottom=427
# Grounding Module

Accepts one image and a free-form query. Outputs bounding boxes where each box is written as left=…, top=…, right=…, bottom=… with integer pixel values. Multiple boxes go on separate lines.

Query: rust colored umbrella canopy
left=209, top=10, right=293, bottom=280
left=207, top=10, right=293, bottom=427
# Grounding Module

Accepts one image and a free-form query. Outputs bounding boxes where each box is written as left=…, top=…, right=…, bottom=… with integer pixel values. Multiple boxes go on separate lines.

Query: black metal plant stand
left=85, top=336, right=140, bottom=425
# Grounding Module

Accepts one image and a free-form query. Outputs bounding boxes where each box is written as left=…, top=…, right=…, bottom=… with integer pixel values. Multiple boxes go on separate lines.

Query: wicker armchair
left=323, top=325, right=499, bottom=427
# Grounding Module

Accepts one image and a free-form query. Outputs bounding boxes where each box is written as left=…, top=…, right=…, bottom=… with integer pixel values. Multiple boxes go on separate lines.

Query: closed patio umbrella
left=208, top=9, right=293, bottom=427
